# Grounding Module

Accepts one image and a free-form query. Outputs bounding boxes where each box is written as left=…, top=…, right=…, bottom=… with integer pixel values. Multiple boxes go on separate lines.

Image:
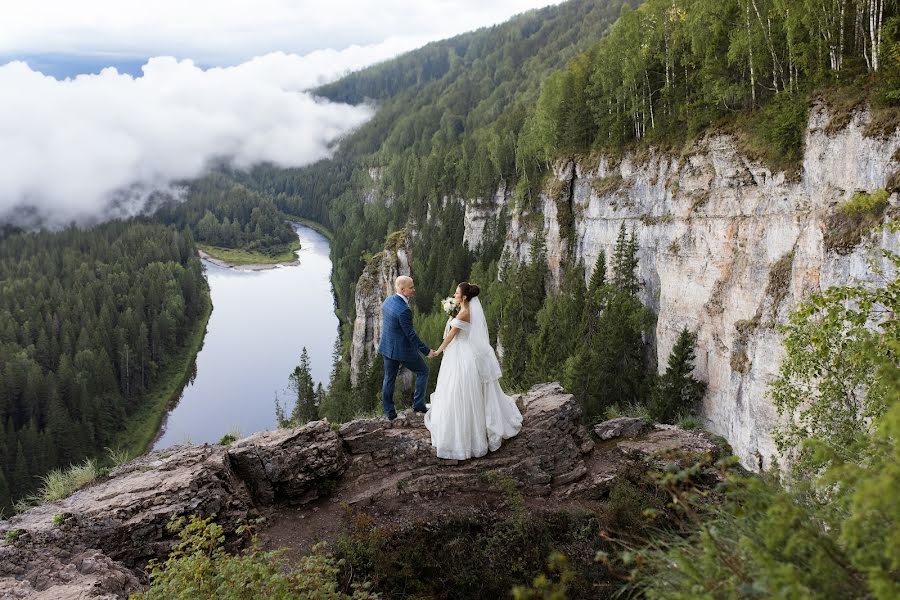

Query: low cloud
left=0, top=44, right=414, bottom=226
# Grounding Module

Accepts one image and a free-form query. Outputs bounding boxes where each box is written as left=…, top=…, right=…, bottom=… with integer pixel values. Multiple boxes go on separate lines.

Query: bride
left=424, top=282, right=523, bottom=460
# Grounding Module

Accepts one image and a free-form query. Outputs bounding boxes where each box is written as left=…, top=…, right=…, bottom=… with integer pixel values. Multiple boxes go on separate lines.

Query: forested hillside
left=236, top=0, right=641, bottom=319
left=0, top=222, right=209, bottom=509
left=155, top=175, right=298, bottom=264
left=258, top=0, right=898, bottom=425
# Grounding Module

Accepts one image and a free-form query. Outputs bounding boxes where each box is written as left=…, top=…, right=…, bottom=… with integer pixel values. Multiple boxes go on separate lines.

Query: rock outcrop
left=349, top=230, right=413, bottom=384
left=462, top=105, right=900, bottom=469
left=0, top=383, right=721, bottom=598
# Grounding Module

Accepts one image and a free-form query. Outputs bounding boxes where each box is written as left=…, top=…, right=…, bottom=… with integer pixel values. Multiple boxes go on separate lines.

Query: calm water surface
left=154, top=224, right=337, bottom=449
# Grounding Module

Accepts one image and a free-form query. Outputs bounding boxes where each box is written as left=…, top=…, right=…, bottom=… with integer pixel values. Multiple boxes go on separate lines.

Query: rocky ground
left=0, top=383, right=723, bottom=599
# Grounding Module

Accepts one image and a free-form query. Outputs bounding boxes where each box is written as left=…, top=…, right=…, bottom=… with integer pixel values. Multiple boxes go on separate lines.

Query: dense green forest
left=0, top=222, right=209, bottom=509
left=155, top=174, right=298, bottom=260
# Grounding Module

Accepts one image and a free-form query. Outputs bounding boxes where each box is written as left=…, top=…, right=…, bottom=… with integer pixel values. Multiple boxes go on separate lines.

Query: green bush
left=133, top=515, right=377, bottom=600
left=841, top=189, right=891, bottom=216
left=825, top=189, right=892, bottom=254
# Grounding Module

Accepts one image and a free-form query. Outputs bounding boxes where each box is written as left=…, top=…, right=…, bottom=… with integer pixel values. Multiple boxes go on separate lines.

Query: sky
left=0, top=0, right=562, bottom=226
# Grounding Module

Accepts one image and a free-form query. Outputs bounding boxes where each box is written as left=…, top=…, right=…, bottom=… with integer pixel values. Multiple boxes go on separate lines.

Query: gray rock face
left=466, top=105, right=900, bottom=469
left=349, top=231, right=413, bottom=385
left=0, top=384, right=725, bottom=598
left=227, top=421, right=350, bottom=505
left=594, top=417, right=653, bottom=440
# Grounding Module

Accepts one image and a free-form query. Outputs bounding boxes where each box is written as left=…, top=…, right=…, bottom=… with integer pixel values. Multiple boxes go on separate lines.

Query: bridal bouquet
left=440, top=296, right=460, bottom=317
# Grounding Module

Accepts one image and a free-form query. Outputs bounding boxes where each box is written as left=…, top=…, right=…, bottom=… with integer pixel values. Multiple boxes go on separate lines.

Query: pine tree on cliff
left=527, top=260, right=585, bottom=384
left=288, top=347, right=318, bottom=424
left=565, top=226, right=654, bottom=422
left=649, top=327, right=706, bottom=423
left=500, top=231, right=547, bottom=388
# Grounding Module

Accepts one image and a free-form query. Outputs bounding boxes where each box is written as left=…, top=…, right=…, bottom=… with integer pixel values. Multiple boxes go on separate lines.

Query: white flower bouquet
left=440, top=296, right=460, bottom=317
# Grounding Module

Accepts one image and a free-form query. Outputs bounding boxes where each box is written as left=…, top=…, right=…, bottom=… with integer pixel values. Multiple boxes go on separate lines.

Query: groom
left=379, top=275, right=436, bottom=420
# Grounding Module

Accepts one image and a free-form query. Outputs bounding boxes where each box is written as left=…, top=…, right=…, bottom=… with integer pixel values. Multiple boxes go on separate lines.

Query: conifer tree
left=649, top=328, right=706, bottom=423
left=288, top=348, right=318, bottom=424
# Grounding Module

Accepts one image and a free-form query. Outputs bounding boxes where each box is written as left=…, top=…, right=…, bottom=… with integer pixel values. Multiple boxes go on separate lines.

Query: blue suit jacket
left=378, top=294, right=430, bottom=361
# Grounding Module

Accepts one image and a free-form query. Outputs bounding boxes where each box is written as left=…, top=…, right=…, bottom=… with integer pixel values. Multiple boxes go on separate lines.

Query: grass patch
left=591, top=173, right=624, bottom=197
left=676, top=413, right=703, bottom=430
left=109, top=291, right=213, bottom=460
left=5, top=529, right=23, bottom=543
left=288, top=217, right=335, bottom=243
left=824, top=189, right=891, bottom=254
left=198, top=238, right=300, bottom=266
left=603, top=402, right=652, bottom=421
left=26, top=459, right=98, bottom=506
left=217, top=428, right=241, bottom=446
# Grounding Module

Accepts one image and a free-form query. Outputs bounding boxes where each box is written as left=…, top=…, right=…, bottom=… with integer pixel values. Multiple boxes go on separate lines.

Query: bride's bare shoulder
left=457, top=308, right=471, bottom=322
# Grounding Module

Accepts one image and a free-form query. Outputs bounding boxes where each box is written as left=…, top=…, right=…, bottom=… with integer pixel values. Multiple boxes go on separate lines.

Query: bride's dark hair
left=458, top=282, right=480, bottom=301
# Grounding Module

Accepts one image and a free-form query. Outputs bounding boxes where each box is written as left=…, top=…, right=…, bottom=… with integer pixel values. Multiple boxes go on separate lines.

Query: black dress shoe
left=412, top=405, right=428, bottom=414
left=386, top=413, right=397, bottom=421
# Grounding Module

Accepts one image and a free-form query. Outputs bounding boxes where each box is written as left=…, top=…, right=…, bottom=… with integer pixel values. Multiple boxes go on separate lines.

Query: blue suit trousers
left=382, top=354, right=429, bottom=418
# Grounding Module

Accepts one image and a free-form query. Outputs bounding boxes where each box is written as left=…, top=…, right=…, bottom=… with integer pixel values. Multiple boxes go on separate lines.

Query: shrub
left=133, top=515, right=377, bottom=600
left=825, top=189, right=891, bottom=254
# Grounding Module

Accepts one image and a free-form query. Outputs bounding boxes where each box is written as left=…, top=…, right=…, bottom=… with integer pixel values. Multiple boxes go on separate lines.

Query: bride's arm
left=435, top=311, right=469, bottom=354
left=435, top=326, right=459, bottom=354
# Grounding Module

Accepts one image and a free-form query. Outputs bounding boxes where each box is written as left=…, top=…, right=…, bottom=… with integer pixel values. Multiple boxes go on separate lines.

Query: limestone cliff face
left=349, top=230, right=412, bottom=384
left=467, top=105, right=900, bottom=470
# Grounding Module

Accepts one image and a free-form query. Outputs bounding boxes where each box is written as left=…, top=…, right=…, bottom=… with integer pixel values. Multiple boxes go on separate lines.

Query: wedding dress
left=424, top=297, right=523, bottom=460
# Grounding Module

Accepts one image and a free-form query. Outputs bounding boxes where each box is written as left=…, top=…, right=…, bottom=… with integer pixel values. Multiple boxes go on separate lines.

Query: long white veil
left=468, top=297, right=502, bottom=383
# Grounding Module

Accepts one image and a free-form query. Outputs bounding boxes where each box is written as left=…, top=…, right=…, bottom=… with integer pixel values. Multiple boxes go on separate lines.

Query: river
left=153, top=223, right=338, bottom=449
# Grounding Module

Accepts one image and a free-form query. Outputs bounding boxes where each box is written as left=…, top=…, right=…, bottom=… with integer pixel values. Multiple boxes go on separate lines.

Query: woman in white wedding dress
left=424, top=282, right=523, bottom=460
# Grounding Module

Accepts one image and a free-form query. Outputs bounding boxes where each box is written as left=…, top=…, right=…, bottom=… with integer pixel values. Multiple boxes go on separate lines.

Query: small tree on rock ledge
left=649, top=328, right=706, bottom=424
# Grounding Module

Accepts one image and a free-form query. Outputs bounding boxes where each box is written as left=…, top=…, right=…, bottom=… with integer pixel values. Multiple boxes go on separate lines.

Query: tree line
left=155, top=174, right=297, bottom=257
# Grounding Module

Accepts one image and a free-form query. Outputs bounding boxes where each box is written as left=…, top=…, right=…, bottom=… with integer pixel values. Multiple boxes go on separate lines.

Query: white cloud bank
left=0, top=43, right=423, bottom=226
left=3, top=1, right=562, bottom=66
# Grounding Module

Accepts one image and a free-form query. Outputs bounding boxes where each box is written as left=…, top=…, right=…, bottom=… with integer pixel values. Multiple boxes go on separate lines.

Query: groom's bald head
left=395, top=275, right=416, bottom=298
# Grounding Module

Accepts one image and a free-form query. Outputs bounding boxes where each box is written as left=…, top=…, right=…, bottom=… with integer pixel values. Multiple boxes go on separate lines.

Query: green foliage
left=499, top=233, right=549, bottom=390
left=842, top=189, right=891, bottom=216
left=564, top=225, right=656, bottom=423
left=520, top=0, right=897, bottom=172
left=135, top=515, right=377, bottom=600
left=771, top=233, right=897, bottom=474
left=0, top=221, right=208, bottom=508
left=744, top=92, right=810, bottom=171
left=280, top=347, right=318, bottom=426
left=336, top=508, right=613, bottom=599
left=4, top=529, right=22, bottom=543
left=649, top=328, right=706, bottom=424
left=825, top=189, right=893, bottom=254
left=105, top=446, right=131, bottom=468
left=217, top=431, right=239, bottom=446
left=155, top=173, right=297, bottom=257
left=14, top=458, right=98, bottom=512
left=52, top=513, right=67, bottom=527
left=511, top=553, right=575, bottom=600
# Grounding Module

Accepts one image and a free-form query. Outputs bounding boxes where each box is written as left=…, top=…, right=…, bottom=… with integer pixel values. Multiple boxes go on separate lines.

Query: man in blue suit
left=379, top=275, right=435, bottom=420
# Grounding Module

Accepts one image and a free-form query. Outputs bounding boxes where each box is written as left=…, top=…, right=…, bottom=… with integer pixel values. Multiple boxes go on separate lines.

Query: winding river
left=153, top=224, right=338, bottom=449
